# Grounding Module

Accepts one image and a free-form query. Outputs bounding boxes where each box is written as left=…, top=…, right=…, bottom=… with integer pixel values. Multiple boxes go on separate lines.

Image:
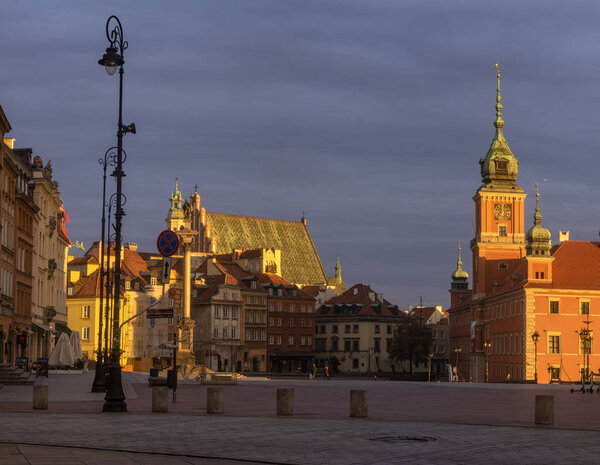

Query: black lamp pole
left=98, top=15, right=135, bottom=412
left=532, top=331, right=540, bottom=383
left=91, top=147, right=116, bottom=393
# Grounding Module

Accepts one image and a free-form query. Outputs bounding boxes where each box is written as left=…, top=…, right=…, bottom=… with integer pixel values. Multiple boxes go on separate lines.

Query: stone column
left=177, top=227, right=198, bottom=353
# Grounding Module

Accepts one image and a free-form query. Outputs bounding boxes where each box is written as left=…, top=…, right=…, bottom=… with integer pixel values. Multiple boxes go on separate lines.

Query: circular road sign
left=157, top=230, right=179, bottom=257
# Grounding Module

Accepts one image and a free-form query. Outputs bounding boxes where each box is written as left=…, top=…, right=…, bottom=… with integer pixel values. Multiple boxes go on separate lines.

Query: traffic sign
left=160, top=258, right=171, bottom=284
left=157, top=230, right=179, bottom=257
left=147, top=308, right=175, bottom=319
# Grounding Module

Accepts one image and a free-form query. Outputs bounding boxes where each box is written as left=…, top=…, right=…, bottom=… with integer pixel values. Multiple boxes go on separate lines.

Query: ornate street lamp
left=483, top=341, right=492, bottom=383
left=98, top=15, right=135, bottom=412
left=91, top=147, right=116, bottom=393
left=532, top=331, right=540, bottom=383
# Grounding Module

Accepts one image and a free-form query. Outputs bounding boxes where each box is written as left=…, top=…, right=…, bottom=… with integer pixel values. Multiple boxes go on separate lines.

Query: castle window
left=549, top=300, right=559, bottom=314
left=498, top=225, right=507, bottom=237
left=498, top=262, right=508, bottom=270
left=581, top=301, right=590, bottom=315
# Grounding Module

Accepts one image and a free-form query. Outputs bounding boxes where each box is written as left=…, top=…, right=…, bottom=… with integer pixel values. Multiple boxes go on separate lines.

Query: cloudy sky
left=2, top=0, right=600, bottom=308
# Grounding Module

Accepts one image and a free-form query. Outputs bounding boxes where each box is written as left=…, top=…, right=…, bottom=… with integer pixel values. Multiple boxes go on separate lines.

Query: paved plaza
left=1, top=373, right=600, bottom=464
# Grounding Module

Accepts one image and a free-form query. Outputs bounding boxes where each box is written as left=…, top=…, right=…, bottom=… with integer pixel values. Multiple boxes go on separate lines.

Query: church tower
left=471, top=65, right=527, bottom=297
left=166, top=178, right=186, bottom=232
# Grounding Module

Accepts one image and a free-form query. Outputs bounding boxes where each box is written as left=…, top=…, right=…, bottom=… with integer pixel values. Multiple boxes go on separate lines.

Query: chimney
left=125, top=242, right=137, bottom=252
left=559, top=231, right=570, bottom=243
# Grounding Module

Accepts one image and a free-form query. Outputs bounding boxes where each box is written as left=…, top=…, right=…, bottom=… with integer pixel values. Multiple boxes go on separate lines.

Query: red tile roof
left=321, top=283, right=401, bottom=317
left=545, top=241, right=600, bottom=289
left=409, top=307, right=437, bottom=323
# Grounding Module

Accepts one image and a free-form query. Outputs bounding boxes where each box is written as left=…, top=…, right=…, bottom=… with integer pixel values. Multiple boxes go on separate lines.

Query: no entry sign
left=157, top=230, right=179, bottom=257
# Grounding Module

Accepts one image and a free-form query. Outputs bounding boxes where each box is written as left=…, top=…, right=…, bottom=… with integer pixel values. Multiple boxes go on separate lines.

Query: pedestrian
left=325, top=365, right=330, bottom=380
left=312, top=363, right=317, bottom=380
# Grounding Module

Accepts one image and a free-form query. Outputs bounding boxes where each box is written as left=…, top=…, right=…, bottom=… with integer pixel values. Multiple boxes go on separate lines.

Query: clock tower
left=471, top=65, right=527, bottom=297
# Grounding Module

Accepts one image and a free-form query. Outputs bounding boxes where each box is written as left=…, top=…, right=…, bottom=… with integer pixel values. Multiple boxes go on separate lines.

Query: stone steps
left=0, top=366, right=34, bottom=385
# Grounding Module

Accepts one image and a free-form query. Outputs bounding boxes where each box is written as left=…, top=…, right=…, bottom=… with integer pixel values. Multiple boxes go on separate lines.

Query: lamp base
left=103, top=364, right=127, bottom=412
left=91, top=361, right=106, bottom=392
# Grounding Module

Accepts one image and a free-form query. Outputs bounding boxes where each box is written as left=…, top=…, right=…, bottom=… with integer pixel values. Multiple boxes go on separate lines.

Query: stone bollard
left=535, top=395, right=554, bottom=425
left=277, top=389, right=294, bottom=416
left=33, top=381, right=48, bottom=410
left=350, top=390, right=368, bottom=418
left=152, top=386, right=169, bottom=413
left=207, top=387, right=224, bottom=414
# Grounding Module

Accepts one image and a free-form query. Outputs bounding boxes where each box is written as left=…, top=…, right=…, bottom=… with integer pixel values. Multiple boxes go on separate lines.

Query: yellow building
left=67, top=242, right=151, bottom=365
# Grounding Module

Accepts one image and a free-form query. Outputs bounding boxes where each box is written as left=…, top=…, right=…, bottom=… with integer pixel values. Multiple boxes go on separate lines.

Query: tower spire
left=526, top=183, right=551, bottom=256
left=451, top=241, right=469, bottom=288
left=533, top=183, right=542, bottom=225
left=335, top=254, right=342, bottom=279
left=494, top=63, right=504, bottom=132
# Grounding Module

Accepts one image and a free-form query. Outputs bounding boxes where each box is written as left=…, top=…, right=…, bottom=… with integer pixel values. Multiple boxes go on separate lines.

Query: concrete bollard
left=152, top=386, right=169, bottom=413
left=33, top=382, right=48, bottom=410
left=535, top=395, right=554, bottom=425
left=207, top=387, right=224, bottom=414
left=350, top=390, right=368, bottom=418
left=277, top=389, right=294, bottom=416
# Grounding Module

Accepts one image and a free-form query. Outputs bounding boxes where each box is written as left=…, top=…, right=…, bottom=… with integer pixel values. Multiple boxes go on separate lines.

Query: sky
left=3, top=0, right=600, bottom=309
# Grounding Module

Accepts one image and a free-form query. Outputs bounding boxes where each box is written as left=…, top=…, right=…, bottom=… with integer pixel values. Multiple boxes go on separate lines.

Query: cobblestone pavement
left=1, top=411, right=600, bottom=464
left=0, top=444, right=256, bottom=464
left=1, top=373, right=600, bottom=464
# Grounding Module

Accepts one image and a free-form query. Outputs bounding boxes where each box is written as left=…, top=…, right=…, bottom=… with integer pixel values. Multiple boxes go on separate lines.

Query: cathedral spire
left=335, top=255, right=342, bottom=280
left=167, top=177, right=184, bottom=221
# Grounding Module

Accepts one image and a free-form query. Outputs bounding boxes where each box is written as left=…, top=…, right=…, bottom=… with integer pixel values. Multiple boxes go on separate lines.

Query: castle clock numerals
left=494, top=204, right=511, bottom=220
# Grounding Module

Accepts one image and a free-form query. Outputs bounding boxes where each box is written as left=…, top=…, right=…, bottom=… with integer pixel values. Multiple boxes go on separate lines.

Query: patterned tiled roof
left=205, top=213, right=328, bottom=286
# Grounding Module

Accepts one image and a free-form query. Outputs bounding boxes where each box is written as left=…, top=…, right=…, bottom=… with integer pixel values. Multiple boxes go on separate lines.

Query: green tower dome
left=526, top=188, right=551, bottom=256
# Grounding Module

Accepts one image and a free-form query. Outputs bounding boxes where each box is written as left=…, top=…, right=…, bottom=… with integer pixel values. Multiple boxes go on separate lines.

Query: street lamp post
left=454, top=346, right=462, bottom=382
left=532, top=331, right=540, bottom=383
left=91, top=147, right=116, bottom=393
left=428, top=353, right=434, bottom=382
left=98, top=15, right=135, bottom=412
left=483, top=341, right=491, bottom=383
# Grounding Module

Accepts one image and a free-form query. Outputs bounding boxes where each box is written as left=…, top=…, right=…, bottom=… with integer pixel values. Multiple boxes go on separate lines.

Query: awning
left=32, top=321, right=57, bottom=333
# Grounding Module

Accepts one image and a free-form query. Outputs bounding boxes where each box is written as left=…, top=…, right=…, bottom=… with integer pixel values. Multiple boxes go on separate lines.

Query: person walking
left=325, top=365, right=330, bottom=380
left=312, top=363, right=317, bottom=381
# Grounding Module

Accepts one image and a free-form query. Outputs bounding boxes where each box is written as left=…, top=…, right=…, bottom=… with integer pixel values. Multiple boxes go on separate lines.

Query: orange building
left=448, top=66, right=600, bottom=384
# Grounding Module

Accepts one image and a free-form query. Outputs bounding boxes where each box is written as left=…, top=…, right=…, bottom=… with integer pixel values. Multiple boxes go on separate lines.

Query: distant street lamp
left=427, top=352, right=434, bottom=382
left=532, top=331, right=540, bottom=383
left=98, top=15, right=135, bottom=412
left=454, top=346, right=462, bottom=382
left=483, top=340, right=491, bottom=383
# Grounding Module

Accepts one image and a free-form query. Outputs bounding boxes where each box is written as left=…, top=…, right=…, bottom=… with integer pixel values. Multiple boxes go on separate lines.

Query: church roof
left=205, top=212, right=328, bottom=286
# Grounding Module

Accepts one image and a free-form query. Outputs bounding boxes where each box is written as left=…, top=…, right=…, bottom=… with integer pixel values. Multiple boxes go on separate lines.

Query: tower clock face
left=494, top=204, right=511, bottom=220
